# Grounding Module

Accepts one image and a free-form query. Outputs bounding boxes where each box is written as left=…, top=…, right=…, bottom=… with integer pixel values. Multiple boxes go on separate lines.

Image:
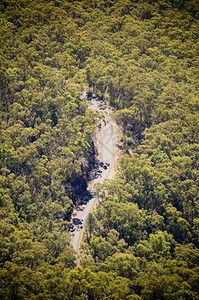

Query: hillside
left=0, top=0, right=199, bottom=299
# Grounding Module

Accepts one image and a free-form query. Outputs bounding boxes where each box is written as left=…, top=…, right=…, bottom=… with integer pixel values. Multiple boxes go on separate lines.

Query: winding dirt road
left=70, top=98, right=117, bottom=259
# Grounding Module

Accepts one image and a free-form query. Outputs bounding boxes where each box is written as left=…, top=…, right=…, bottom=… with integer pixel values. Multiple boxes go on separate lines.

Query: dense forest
left=0, top=0, right=199, bottom=299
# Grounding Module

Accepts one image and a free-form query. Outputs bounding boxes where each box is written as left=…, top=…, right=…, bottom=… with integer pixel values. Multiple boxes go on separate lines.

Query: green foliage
left=0, top=0, right=99, bottom=296
left=1, top=0, right=199, bottom=298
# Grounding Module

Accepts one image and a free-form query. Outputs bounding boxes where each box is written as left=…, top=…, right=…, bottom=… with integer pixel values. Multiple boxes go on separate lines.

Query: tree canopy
left=1, top=0, right=199, bottom=298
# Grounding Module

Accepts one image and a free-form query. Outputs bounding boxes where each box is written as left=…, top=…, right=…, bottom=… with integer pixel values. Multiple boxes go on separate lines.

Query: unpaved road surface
left=70, top=99, right=116, bottom=257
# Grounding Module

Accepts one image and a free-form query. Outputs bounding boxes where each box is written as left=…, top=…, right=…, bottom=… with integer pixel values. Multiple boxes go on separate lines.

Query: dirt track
left=70, top=99, right=121, bottom=261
